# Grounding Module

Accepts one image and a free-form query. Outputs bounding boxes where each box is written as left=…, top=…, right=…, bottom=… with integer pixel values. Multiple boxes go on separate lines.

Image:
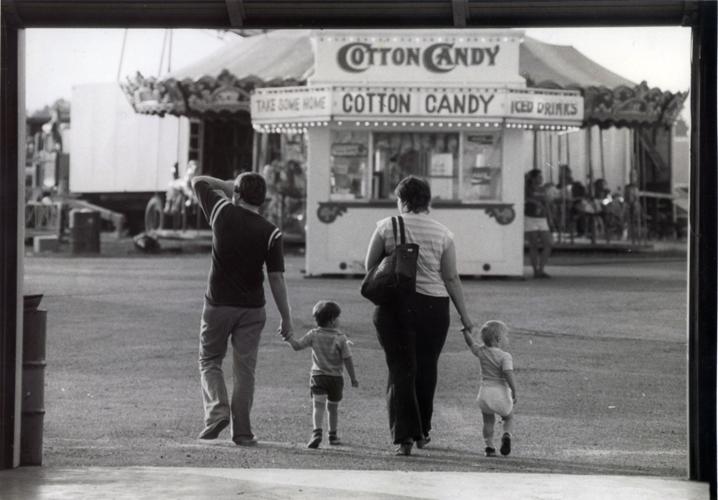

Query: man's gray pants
left=199, top=300, right=266, bottom=441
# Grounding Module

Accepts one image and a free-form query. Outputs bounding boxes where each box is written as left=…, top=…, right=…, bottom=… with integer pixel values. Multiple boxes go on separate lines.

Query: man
left=191, top=172, right=293, bottom=446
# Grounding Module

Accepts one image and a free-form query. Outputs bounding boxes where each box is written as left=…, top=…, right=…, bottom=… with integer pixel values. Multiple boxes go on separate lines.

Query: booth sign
left=252, top=86, right=583, bottom=125
left=310, top=30, right=526, bottom=87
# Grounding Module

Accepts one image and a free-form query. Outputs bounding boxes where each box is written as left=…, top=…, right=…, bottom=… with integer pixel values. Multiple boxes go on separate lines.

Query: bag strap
left=391, top=216, right=398, bottom=246
left=397, top=216, right=407, bottom=245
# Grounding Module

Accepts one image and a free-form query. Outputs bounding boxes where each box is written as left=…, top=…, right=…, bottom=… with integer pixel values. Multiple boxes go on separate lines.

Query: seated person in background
left=542, top=182, right=561, bottom=233
left=570, top=181, right=589, bottom=237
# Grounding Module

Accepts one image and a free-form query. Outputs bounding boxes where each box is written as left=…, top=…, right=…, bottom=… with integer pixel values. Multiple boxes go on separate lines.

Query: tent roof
left=166, top=31, right=637, bottom=90
left=121, top=30, right=686, bottom=127
left=168, top=30, right=313, bottom=84
left=519, top=36, right=635, bottom=89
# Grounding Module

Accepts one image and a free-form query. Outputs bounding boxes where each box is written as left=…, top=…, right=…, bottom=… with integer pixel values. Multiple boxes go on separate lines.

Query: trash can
left=21, top=294, right=46, bottom=466
left=70, top=209, right=100, bottom=254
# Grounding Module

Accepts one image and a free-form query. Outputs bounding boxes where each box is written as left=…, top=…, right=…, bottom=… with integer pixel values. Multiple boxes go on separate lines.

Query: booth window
left=372, top=132, right=460, bottom=200
left=461, top=131, right=502, bottom=201
left=330, top=130, right=370, bottom=200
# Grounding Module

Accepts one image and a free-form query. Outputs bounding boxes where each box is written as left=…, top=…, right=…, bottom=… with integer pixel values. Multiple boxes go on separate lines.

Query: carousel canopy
left=520, top=37, right=634, bottom=89
left=121, top=30, right=686, bottom=128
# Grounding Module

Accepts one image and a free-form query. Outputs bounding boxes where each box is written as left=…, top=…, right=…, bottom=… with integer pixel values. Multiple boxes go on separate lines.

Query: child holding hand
left=286, top=300, right=358, bottom=448
left=462, top=320, right=517, bottom=457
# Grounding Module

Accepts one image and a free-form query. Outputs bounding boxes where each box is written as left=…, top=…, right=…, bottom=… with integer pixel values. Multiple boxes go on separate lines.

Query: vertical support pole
left=688, top=2, right=717, bottom=494
left=0, top=18, right=24, bottom=470
left=260, top=132, right=269, bottom=169
left=586, top=126, right=596, bottom=244
left=586, top=126, right=594, bottom=195
left=598, top=127, right=606, bottom=180
left=251, top=130, right=260, bottom=172
left=546, top=132, right=554, bottom=184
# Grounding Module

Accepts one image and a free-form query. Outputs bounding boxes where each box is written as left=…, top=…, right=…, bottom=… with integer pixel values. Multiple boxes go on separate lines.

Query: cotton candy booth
left=251, top=30, right=583, bottom=276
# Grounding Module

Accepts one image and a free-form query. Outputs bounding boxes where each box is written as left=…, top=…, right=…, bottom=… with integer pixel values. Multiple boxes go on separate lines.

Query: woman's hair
left=234, top=172, right=267, bottom=206
left=312, top=300, right=341, bottom=327
left=480, top=320, right=508, bottom=347
left=394, top=176, right=431, bottom=213
left=525, top=169, right=543, bottom=186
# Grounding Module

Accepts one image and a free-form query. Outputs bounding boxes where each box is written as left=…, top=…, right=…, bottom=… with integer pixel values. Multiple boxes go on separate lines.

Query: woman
left=524, top=169, right=553, bottom=278
left=364, top=176, right=478, bottom=456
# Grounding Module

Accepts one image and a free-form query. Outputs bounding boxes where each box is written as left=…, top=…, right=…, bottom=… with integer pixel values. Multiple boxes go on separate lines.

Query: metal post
left=688, top=2, right=717, bottom=492
left=0, top=18, right=24, bottom=469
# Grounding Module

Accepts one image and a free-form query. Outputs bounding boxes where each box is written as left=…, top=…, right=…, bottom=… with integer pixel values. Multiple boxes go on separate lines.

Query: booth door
left=201, top=115, right=254, bottom=180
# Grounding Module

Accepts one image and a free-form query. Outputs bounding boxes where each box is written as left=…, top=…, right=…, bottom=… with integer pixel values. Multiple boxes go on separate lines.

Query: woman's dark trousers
left=374, top=293, right=450, bottom=444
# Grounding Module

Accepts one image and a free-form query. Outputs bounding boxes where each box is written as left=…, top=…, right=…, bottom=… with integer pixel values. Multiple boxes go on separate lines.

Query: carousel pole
left=586, top=125, right=596, bottom=244
left=622, top=129, right=628, bottom=241
left=631, top=128, right=639, bottom=245
left=116, top=29, right=128, bottom=83
left=252, top=132, right=260, bottom=173
left=599, top=127, right=606, bottom=180
left=167, top=30, right=173, bottom=73
left=157, top=30, right=169, bottom=77
left=546, top=132, right=553, bottom=184
left=565, top=132, right=571, bottom=243
left=546, top=133, right=555, bottom=240
left=586, top=126, right=594, bottom=195
left=634, top=129, right=644, bottom=245
left=640, top=134, right=647, bottom=244
left=556, top=133, right=563, bottom=242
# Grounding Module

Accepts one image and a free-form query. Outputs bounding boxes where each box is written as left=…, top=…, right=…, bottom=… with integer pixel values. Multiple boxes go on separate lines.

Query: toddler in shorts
left=462, top=320, right=517, bottom=457
left=286, top=300, right=358, bottom=448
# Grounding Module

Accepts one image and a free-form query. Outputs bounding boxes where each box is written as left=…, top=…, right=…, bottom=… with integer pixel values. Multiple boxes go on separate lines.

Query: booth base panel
left=305, top=261, right=523, bottom=278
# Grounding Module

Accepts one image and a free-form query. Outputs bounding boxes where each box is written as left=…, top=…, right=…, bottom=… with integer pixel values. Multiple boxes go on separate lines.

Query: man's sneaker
left=307, top=429, right=322, bottom=449
left=485, top=446, right=497, bottom=457
left=233, top=435, right=258, bottom=447
left=500, top=433, right=512, bottom=456
left=198, top=418, right=229, bottom=440
left=416, top=434, right=431, bottom=449
left=328, top=432, right=341, bottom=445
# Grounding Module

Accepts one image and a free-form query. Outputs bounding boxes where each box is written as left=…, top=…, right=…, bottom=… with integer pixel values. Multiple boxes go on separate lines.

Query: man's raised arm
left=191, top=175, right=234, bottom=199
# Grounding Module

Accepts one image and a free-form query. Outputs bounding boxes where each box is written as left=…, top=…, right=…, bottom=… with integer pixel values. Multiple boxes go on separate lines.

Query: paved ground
left=19, top=243, right=689, bottom=478
left=0, top=467, right=709, bottom=499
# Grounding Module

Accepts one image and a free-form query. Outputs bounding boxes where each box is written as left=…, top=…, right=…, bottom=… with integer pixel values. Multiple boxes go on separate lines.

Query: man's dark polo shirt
left=195, top=179, right=284, bottom=308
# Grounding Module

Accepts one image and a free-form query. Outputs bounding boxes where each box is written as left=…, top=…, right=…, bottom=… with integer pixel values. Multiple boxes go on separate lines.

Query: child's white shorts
left=477, top=382, right=513, bottom=417
left=524, top=216, right=550, bottom=233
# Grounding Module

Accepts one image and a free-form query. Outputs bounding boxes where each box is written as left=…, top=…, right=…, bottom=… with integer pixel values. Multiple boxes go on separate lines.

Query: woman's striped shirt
left=376, top=212, right=454, bottom=297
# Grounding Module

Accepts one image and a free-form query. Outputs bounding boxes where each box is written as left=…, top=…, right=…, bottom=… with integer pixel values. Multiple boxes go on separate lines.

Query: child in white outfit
left=286, top=300, right=359, bottom=448
left=462, top=320, right=517, bottom=457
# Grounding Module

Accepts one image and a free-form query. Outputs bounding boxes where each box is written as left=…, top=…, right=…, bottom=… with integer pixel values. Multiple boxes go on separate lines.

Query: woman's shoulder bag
left=360, top=216, right=419, bottom=305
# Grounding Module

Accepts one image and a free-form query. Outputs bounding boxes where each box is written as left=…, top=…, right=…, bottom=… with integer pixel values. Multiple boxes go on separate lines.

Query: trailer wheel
left=144, top=196, right=165, bottom=233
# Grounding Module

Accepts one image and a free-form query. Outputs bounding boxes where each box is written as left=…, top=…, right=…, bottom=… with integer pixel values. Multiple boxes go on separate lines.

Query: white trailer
left=70, top=82, right=191, bottom=233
